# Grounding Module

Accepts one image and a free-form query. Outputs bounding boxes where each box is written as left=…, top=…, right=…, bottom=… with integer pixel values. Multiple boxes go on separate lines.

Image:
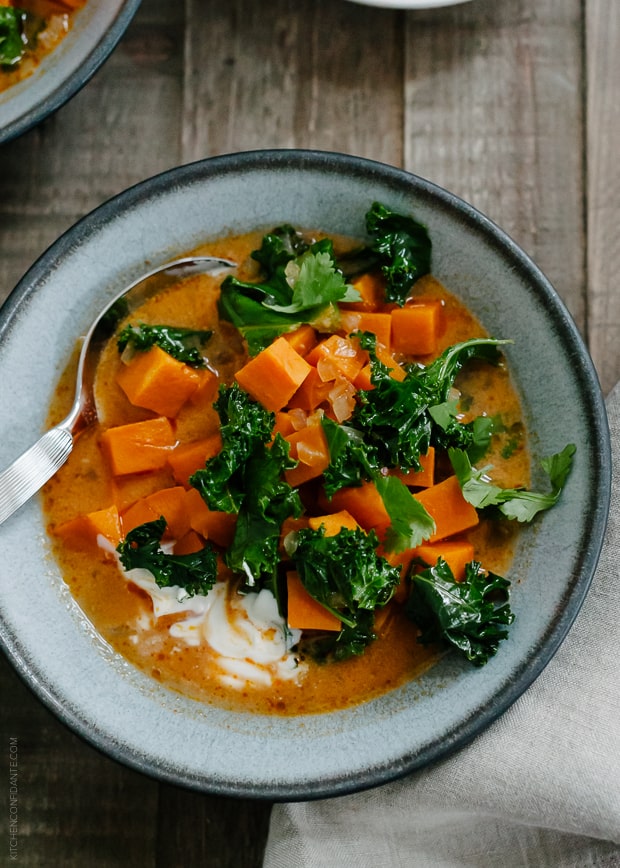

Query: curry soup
left=0, top=1, right=86, bottom=92
left=43, top=224, right=530, bottom=716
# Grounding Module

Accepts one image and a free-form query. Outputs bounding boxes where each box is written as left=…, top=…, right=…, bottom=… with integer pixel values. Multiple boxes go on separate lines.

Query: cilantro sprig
left=218, top=236, right=359, bottom=355
left=449, top=444, right=576, bottom=522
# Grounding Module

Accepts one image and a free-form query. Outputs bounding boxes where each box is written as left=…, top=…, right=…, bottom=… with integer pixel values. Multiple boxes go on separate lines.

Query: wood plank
left=403, top=0, right=586, bottom=331
left=586, top=0, right=620, bottom=396
left=182, top=0, right=403, bottom=164
left=0, top=0, right=185, bottom=306
left=0, top=652, right=159, bottom=867
left=156, top=786, right=272, bottom=868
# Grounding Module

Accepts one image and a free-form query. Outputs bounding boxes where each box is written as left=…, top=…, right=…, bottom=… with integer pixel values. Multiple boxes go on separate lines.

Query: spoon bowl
left=0, top=255, right=235, bottom=525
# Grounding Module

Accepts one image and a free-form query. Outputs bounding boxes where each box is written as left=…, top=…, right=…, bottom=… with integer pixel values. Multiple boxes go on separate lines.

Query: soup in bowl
left=0, top=150, right=609, bottom=798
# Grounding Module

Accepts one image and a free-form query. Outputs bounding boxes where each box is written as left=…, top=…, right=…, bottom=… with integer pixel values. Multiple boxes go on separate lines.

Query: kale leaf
left=291, top=526, right=401, bottom=660
left=320, top=417, right=377, bottom=497
left=190, top=383, right=302, bottom=592
left=449, top=443, right=576, bottom=522
left=365, top=202, right=432, bottom=305
left=224, top=434, right=302, bottom=591
left=407, top=558, right=514, bottom=666
left=218, top=238, right=360, bottom=355
left=117, top=518, right=218, bottom=598
left=190, top=383, right=275, bottom=513
left=351, top=334, right=507, bottom=473
left=117, top=323, right=212, bottom=367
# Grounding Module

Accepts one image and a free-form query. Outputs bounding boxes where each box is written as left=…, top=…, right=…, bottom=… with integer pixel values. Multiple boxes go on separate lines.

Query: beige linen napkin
left=263, top=384, right=620, bottom=868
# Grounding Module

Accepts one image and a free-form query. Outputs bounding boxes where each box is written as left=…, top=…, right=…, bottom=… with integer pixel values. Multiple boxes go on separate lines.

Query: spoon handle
left=0, top=427, right=74, bottom=525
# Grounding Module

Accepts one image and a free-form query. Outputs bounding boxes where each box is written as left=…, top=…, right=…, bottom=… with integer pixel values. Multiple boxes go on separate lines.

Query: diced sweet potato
left=340, top=310, right=393, bottom=350
left=308, top=510, right=360, bottom=536
left=341, top=272, right=385, bottom=312
left=413, top=475, right=479, bottom=541
left=167, top=433, right=223, bottom=488
left=184, top=488, right=237, bottom=547
left=54, top=505, right=122, bottom=553
left=284, top=423, right=330, bottom=487
left=122, top=486, right=191, bottom=540
left=390, top=447, right=435, bottom=488
left=235, top=336, right=312, bottom=411
left=282, top=324, right=318, bottom=356
left=100, top=417, right=176, bottom=476
left=116, top=345, right=201, bottom=417
left=286, top=570, right=341, bottom=632
left=325, top=481, right=390, bottom=534
left=413, top=538, right=475, bottom=581
left=391, top=300, right=443, bottom=357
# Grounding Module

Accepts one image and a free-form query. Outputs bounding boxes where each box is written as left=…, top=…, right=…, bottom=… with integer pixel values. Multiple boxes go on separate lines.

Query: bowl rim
left=0, top=0, right=142, bottom=145
left=0, top=149, right=612, bottom=799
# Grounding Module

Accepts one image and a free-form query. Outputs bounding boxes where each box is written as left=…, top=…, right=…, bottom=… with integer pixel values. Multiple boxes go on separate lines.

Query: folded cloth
left=263, top=383, right=620, bottom=868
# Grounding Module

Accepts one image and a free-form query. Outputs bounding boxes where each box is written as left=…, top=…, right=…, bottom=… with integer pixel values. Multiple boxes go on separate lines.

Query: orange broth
left=42, top=230, right=529, bottom=716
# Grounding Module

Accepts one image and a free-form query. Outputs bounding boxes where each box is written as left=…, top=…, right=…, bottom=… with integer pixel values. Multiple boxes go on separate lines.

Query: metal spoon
left=0, top=255, right=235, bottom=526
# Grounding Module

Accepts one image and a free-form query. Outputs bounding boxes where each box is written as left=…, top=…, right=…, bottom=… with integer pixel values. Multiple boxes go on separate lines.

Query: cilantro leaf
left=407, top=558, right=514, bottom=666
left=449, top=444, right=576, bottom=522
left=219, top=235, right=359, bottom=355
left=374, top=475, right=436, bottom=553
left=117, top=518, right=218, bottom=598
left=117, top=323, right=212, bottom=367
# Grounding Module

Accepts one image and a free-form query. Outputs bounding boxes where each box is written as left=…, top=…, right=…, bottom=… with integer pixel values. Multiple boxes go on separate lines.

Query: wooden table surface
left=1, top=1, right=618, bottom=865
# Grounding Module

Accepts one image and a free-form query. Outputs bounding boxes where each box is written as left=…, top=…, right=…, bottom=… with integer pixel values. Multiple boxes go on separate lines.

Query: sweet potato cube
left=353, top=363, right=373, bottom=392
left=414, top=538, right=475, bottom=582
left=342, top=272, right=385, bottom=312
left=308, top=510, right=360, bottom=536
left=234, top=336, right=312, bottom=412
left=305, top=334, right=367, bottom=383
left=167, top=433, right=223, bottom=487
left=116, top=345, right=201, bottom=417
left=413, top=475, right=479, bottom=542
left=189, top=368, right=219, bottom=408
left=282, top=324, right=318, bottom=356
left=184, top=488, right=237, bottom=547
left=391, top=301, right=443, bottom=357
left=122, top=486, right=191, bottom=540
left=286, top=571, right=341, bottom=632
left=288, top=367, right=333, bottom=412
left=326, top=481, right=390, bottom=534
left=173, top=530, right=206, bottom=555
left=390, top=447, right=435, bottom=488
left=54, top=505, right=122, bottom=552
left=100, top=417, right=176, bottom=476
left=284, top=423, right=330, bottom=487
left=340, top=311, right=392, bottom=350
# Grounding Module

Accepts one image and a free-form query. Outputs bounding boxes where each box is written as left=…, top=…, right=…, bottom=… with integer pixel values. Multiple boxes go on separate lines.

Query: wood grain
left=586, top=0, right=620, bottom=395
left=0, top=0, right=618, bottom=865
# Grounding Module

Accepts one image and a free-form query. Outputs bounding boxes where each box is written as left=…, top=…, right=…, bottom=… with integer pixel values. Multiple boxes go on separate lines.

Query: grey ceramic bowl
left=0, top=0, right=141, bottom=144
left=0, top=150, right=610, bottom=799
